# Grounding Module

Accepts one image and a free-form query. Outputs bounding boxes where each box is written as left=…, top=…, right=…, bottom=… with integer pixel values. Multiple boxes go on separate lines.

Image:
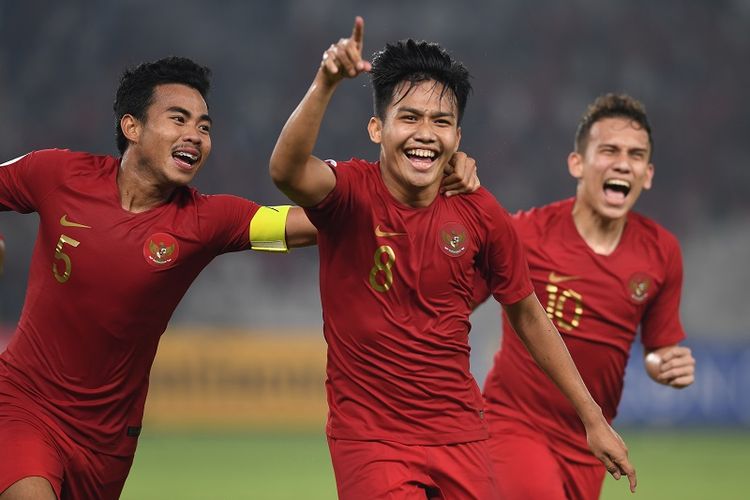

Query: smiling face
left=122, top=83, right=212, bottom=188
left=367, top=80, right=461, bottom=206
left=568, top=116, right=654, bottom=220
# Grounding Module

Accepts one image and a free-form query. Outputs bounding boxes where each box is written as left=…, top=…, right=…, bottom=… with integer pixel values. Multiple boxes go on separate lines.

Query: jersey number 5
left=53, top=234, right=81, bottom=283
left=369, top=245, right=396, bottom=293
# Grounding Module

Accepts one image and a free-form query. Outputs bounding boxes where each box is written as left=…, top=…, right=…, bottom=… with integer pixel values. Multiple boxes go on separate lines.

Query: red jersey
left=0, top=149, right=259, bottom=456
left=304, top=159, right=532, bottom=445
left=483, top=198, right=685, bottom=463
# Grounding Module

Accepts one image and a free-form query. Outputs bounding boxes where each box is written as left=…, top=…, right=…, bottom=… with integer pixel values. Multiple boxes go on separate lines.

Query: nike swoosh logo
left=548, top=271, right=581, bottom=284
left=60, top=214, right=92, bottom=229
left=374, top=225, right=407, bottom=238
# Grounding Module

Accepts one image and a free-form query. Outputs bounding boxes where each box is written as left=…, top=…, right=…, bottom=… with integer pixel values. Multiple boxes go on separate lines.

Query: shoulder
left=628, top=210, right=681, bottom=251
left=24, top=148, right=113, bottom=164
left=188, top=189, right=259, bottom=213
left=325, top=157, right=378, bottom=178
left=27, top=149, right=118, bottom=176
left=508, top=197, right=574, bottom=236
left=513, top=197, right=573, bottom=222
left=319, top=158, right=379, bottom=204
left=449, top=188, right=517, bottom=234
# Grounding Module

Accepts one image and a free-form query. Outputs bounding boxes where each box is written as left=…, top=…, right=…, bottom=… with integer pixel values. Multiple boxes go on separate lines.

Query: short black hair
left=370, top=40, right=472, bottom=125
left=575, top=93, right=654, bottom=158
left=113, top=56, right=211, bottom=154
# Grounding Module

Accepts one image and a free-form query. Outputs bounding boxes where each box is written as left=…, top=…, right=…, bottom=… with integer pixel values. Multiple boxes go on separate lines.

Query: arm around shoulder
left=285, top=207, right=318, bottom=248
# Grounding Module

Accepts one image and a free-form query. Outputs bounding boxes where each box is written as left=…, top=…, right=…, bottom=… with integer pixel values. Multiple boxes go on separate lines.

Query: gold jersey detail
left=249, top=205, right=291, bottom=253
left=545, top=283, right=584, bottom=331
left=369, top=245, right=396, bottom=292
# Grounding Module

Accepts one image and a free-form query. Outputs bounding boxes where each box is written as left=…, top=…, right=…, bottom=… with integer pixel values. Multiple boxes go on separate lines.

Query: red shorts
left=486, top=413, right=605, bottom=500
left=327, top=437, right=499, bottom=499
left=0, top=388, right=134, bottom=499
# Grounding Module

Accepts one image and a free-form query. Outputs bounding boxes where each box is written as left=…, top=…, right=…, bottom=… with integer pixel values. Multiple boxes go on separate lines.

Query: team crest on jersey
left=627, top=272, right=652, bottom=302
left=438, top=222, right=468, bottom=257
left=143, top=233, right=179, bottom=267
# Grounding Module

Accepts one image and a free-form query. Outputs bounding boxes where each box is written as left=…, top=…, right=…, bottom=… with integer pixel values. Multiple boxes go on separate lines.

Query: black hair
left=575, top=93, right=654, bottom=157
left=113, top=56, right=211, bottom=154
left=370, top=39, right=472, bottom=125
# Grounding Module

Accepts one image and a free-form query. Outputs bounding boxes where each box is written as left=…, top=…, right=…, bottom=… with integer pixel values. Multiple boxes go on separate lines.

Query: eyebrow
left=599, top=143, right=648, bottom=153
left=397, top=106, right=456, bottom=119
left=167, top=106, right=212, bottom=125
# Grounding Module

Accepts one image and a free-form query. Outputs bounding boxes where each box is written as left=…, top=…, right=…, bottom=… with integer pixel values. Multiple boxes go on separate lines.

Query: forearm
left=505, top=294, right=603, bottom=426
left=269, top=70, right=337, bottom=198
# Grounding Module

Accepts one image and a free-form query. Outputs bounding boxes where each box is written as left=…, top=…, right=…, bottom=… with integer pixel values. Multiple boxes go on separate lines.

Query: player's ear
left=567, top=151, right=583, bottom=179
left=367, top=116, right=383, bottom=144
left=121, top=114, right=141, bottom=144
left=643, top=162, right=654, bottom=190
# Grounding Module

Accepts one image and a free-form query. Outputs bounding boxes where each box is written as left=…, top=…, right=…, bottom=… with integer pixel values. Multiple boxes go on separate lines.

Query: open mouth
left=172, top=150, right=199, bottom=170
left=603, top=179, right=631, bottom=203
left=405, top=148, right=437, bottom=170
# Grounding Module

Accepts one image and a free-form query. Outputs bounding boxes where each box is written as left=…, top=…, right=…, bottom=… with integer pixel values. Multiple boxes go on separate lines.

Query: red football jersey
left=304, top=159, right=533, bottom=445
left=0, top=149, right=259, bottom=456
left=483, top=198, right=685, bottom=462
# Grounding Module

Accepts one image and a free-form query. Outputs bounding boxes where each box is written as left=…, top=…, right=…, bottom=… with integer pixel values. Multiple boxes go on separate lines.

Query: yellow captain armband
left=249, top=205, right=291, bottom=253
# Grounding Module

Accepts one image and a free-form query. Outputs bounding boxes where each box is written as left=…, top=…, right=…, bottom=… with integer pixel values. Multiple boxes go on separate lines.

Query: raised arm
left=269, top=16, right=372, bottom=207
left=504, top=293, right=637, bottom=493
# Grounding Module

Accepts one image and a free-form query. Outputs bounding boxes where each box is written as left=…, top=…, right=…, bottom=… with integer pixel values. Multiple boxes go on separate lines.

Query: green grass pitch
left=120, top=429, right=750, bottom=499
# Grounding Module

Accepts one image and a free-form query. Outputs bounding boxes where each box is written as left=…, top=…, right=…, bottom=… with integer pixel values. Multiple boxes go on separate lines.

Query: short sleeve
left=478, top=197, right=533, bottom=305
left=303, top=159, right=357, bottom=230
left=196, top=194, right=261, bottom=255
left=640, top=234, right=687, bottom=349
left=0, top=149, right=68, bottom=213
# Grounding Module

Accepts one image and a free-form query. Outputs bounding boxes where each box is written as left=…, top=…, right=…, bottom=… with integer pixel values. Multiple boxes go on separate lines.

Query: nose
left=612, top=152, right=632, bottom=173
left=182, top=126, right=203, bottom=145
left=413, top=118, right=437, bottom=142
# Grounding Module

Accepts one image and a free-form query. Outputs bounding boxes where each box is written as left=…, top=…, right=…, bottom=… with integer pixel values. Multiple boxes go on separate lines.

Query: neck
left=379, top=163, right=441, bottom=208
left=117, top=151, right=176, bottom=213
left=571, top=199, right=626, bottom=256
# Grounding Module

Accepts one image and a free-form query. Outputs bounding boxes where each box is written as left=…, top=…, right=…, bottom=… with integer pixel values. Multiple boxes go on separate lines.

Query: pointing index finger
left=351, top=16, right=365, bottom=48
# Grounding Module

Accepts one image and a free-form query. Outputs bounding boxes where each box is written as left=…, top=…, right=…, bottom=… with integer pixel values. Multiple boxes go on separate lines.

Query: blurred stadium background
left=1, top=0, right=748, bottom=498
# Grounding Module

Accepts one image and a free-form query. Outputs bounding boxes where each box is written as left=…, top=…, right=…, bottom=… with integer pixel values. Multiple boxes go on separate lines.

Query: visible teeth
left=174, top=151, right=198, bottom=165
left=605, top=179, right=630, bottom=189
left=406, top=149, right=436, bottom=159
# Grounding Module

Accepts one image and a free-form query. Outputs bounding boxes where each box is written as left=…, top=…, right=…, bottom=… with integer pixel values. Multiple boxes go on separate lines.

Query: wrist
left=579, top=404, right=606, bottom=428
left=314, top=68, right=343, bottom=92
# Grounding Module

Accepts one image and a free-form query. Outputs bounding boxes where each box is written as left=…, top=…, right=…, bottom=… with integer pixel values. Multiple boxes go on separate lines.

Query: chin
left=408, top=166, right=442, bottom=186
left=598, top=204, right=630, bottom=220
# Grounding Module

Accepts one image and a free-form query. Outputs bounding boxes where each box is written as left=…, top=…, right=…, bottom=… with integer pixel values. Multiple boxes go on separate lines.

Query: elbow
left=268, top=155, right=293, bottom=190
